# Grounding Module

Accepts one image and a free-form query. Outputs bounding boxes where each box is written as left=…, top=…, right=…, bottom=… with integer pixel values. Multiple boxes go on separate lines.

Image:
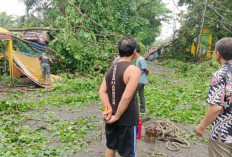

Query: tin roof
left=22, top=31, right=50, bottom=44
left=0, top=27, right=12, bottom=40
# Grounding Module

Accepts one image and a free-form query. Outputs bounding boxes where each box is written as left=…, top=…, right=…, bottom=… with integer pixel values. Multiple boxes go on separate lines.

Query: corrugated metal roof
left=0, top=27, right=12, bottom=40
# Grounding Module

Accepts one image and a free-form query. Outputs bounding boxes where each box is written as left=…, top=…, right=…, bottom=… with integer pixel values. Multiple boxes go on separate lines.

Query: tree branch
left=137, top=0, right=155, bottom=11
left=66, top=0, right=104, bottom=29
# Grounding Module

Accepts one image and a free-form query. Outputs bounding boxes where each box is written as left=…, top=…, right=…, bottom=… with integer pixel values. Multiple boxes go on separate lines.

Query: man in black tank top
left=99, top=36, right=141, bottom=157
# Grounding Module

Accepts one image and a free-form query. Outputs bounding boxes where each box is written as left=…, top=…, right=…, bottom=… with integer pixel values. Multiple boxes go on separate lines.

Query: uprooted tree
left=162, top=0, right=232, bottom=61
left=19, top=0, right=170, bottom=74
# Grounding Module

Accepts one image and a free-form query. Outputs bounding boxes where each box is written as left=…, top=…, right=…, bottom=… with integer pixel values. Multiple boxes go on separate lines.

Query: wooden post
left=194, top=0, right=208, bottom=63
left=7, top=40, right=13, bottom=85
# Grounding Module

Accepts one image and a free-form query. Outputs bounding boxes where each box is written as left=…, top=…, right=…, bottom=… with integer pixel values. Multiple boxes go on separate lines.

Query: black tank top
left=106, top=61, right=138, bottom=126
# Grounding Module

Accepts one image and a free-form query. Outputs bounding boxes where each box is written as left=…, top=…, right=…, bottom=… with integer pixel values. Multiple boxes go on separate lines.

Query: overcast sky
left=0, top=0, right=25, bottom=16
left=0, top=0, right=187, bottom=40
left=158, top=0, right=187, bottom=40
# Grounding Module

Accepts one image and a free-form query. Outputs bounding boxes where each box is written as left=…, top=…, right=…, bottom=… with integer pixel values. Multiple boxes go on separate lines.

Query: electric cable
left=208, top=4, right=232, bottom=26
left=208, top=7, right=232, bottom=33
left=212, top=0, right=232, bottom=14
left=172, top=0, right=186, bottom=12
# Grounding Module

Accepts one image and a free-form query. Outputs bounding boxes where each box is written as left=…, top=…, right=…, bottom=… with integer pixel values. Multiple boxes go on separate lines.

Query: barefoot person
left=99, top=36, right=140, bottom=157
left=196, top=37, right=232, bottom=157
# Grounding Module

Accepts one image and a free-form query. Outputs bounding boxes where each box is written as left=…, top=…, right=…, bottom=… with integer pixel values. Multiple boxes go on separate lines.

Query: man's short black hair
left=215, top=37, right=232, bottom=60
left=118, top=36, right=136, bottom=57
left=136, top=43, right=141, bottom=53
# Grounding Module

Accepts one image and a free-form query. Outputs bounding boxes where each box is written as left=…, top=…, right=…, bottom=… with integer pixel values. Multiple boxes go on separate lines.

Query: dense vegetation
left=162, top=0, right=232, bottom=61
left=0, top=59, right=219, bottom=155
left=146, top=59, right=219, bottom=123
left=1, top=1, right=232, bottom=65
left=0, top=0, right=170, bottom=74
left=0, top=75, right=100, bottom=156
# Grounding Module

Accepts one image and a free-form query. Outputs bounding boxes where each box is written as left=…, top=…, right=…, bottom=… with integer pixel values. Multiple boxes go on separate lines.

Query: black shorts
left=105, top=124, right=137, bottom=157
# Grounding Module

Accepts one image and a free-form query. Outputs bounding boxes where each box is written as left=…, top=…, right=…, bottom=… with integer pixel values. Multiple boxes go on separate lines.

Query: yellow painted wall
left=191, top=30, right=215, bottom=59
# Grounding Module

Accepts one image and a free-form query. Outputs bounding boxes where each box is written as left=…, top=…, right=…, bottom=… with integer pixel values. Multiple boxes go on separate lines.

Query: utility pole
left=194, top=0, right=208, bottom=63
left=173, top=8, right=177, bottom=35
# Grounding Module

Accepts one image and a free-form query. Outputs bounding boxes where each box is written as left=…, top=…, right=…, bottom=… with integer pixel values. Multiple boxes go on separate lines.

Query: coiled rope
left=156, top=121, right=190, bottom=151
left=145, top=121, right=190, bottom=151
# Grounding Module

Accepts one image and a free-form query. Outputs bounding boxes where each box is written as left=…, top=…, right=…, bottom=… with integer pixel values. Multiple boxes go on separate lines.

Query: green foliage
left=163, top=0, right=232, bottom=61
left=0, top=76, right=100, bottom=156
left=0, top=12, right=16, bottom=28
left=0, top=76, right=20, bottom=87
left=0, top=61, right=219, bottom=155
left=0, top=115, right=96, bottom=156
left=0, top=100, right=34, bottom=114
left=0, top=12, right=16, bottom=54
left=21, top=0, right=170, bottom=74
left=54, top=77, right=98, bottom=92
left=0, top=40, right=7, bottom=54
left=146, top=59, right=219, bottom=124
left=161, top=17, right=197, bottom=61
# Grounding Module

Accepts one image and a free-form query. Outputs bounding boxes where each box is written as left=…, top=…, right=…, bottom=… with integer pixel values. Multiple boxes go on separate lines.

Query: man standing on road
left=135, top=43, right=149, bottom=114
left=196, top=37, right=232, bottom=156
left=99, top=36, right=141, bottom=157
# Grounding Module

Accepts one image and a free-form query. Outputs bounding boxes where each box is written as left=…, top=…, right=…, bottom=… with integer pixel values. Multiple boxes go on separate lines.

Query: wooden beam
left=8, top=27, right=59, bottom=32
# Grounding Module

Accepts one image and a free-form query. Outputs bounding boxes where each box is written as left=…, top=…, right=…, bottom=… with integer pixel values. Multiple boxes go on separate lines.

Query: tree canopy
left=0, top=12, right=15, bottom=28
left=163, top=0, right=232, bottom=61
left=17, top=0, right=170, bottom=74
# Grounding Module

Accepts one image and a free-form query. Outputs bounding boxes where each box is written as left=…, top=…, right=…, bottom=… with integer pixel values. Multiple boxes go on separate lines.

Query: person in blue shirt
left=135, top=43, right=149, bottom=114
